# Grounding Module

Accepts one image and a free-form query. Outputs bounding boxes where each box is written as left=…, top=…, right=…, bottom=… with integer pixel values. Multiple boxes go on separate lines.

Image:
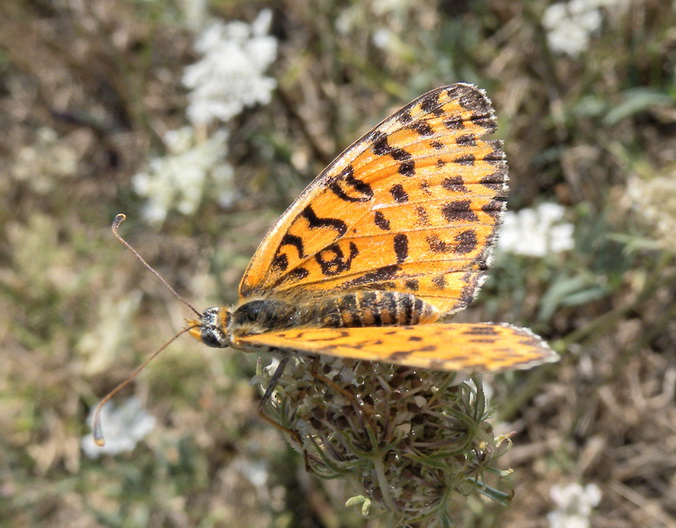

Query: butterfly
left=186, top=83, right=558, bottom=373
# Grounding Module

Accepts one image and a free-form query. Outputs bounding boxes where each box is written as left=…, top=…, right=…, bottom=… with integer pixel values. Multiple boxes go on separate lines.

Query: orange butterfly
left=187, top=83, right=558, bottom=373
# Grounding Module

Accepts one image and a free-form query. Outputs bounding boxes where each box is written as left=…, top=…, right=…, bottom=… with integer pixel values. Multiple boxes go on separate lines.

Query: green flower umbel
left=257, top=355, right=514, bottom=527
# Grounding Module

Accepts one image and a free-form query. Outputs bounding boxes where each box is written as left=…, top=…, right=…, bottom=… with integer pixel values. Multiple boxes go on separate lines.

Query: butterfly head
left=188, top=306, right=232, bottom=348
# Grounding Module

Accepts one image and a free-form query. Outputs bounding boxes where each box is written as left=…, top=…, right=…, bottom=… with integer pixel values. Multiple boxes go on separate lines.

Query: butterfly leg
left=257, top=354, right=320, bottom=470
left=259, top=355, right=290, bottom=407
left=256, top=355, right=301, bottom=442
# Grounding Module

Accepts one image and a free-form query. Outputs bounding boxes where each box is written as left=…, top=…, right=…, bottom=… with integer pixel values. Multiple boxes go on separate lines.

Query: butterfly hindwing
left=239, top=84, right=507, bottom=317
left=235, top=323, right=557, bottom=372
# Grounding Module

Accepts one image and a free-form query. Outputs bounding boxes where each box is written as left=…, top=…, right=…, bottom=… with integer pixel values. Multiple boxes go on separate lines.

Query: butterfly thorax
left=190, top=291, right=439, bottom=349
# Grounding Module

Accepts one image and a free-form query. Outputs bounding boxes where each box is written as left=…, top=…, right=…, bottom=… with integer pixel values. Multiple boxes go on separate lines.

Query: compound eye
left=201, top=329, right=224, bottom=348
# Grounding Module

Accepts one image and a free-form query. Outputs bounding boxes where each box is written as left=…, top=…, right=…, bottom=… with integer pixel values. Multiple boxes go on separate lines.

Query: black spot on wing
left=441, top=200, right=479, bottom=222
left=469, top=112, right=497, bottom=133
left=393, top=233, right=409, bottom=263
left=455, top=85, right=490, bottom=113
left=454, top=230, right=478, bottom=254
left=456, top=134, right=477, bottom=146
left=458, top=271, right=480, bottom=306
left=432, top=274, right=446, bottom=289
left=480, top=172, right=508, bottom=195
left=371, top=131, right=412, bottom=162
left=398, top=160, right=415, bottom=176
left=301, top=205, right=348, bottom=236
left=419, top=92, right=444, bottom=115
left=288, top=267, right=309, bottom=281
left=390, top=184, right=409, bottom=203
left=388, top=350, right=413, bottom=361
left=441, top=176, right=468, bottom=193
left=409, top=120, right=434, bottom=136
left=272, top=234, right=305, bottom=272
left=398, top=109, right=413, bottom=124
left=482, top=200, right=504, bottom=218
left=279, top=233, right=305, bottom=259
left=443, top=116, right=464, bottom=130
left=427, top=235, right=452, bottom=253
left=315, top=242, right=359, bottom=276
left=415, top=205, right=430, bottom=226
left=426, top=230, right=478, bottom=255
left=342, top=265, right=400, bottom=288
left=272, top=253, right=288, bottom=271
left=453, top=154, right=475, bottom=166
left=404, top=279, right=419, bottom=291
left=328, top=165, right=374, bottom=203
left=374, top=211, right=391, bottom=230
left=462, top=325, right=500, bottom=336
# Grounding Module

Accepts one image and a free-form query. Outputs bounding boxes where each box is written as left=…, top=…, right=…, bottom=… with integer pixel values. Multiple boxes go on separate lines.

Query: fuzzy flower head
left=542, top=0, right=603, bottom=58
left=627, top=173, right=676, bottom=250
left=183, top=10, right=277, bottom=125
left=132, top=127, right=235, bottom=225
left=542, top=0, right=630, bottom=57
left=547, top=482, right=601, bottom=528
left=12, top=127, right=81, bottom=194
left=257, top=356, right=514, bottom=526
left=81, top=397, right=156, bottom=459
left=498, top=202, right=574, bottom=257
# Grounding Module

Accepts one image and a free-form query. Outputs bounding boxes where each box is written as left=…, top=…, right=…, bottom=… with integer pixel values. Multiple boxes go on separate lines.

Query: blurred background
left=1, top=1, right=674, bottom=527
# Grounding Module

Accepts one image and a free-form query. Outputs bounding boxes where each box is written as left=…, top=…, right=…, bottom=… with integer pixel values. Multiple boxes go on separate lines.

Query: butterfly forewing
left=239, top=84, right=507, bottom=317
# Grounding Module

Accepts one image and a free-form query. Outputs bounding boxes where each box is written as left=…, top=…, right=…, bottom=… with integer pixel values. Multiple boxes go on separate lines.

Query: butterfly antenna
left=92, top=326, right=196, bottom=446
left=112, top=213, right=201, bottom=318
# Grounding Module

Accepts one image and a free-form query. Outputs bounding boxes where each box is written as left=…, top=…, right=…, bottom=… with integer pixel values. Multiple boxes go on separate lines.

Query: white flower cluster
left=628, top=174, right=676, bottom=248
left=547, top=482, right=602, bottom=528
left=542, top=0, right=627, bottom=57
left=131, top=10, right=277, bottom=224
left=12, top=127, right=80, bottom=194
left=183, top=9, right=277, bottom=125
left=81, top=397, right=156, bottom=458
left=132, top=127, right=235, bottom=224
left=498, top=202, right=574, bottom=257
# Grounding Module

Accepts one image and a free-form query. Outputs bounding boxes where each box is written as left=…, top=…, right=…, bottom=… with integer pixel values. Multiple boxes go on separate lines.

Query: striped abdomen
left=317, top=291, right=439, bottom=327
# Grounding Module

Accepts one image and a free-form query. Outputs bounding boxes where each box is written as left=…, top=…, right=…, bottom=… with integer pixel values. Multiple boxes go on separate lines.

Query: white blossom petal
left=131, top=127, right=235, bottom=225
left=498, top=202, right=574, bottom=257
left=184, top=10, right=277, bottom=125
left=81, top=397, right=156, bottom=458
left=548, top=482, right=601, bottom=528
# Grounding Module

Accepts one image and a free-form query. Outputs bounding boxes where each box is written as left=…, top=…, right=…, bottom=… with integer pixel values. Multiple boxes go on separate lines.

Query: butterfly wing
left=239, top=83, right=507, bottom=317
left=235, top=324, right=558, bottom=372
